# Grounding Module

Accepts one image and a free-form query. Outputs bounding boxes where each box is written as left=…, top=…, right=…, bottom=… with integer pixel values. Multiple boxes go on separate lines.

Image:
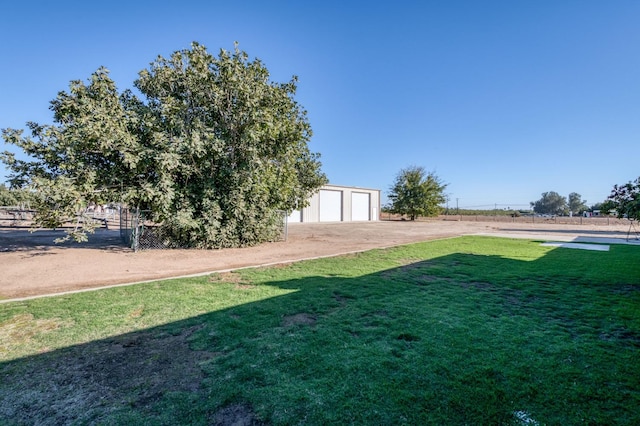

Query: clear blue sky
left=1, top=1, right=639, bottom=209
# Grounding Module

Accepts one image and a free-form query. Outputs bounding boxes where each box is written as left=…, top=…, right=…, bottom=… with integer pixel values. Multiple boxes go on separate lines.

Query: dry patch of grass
left=209, top=271, right=246, bottom=284
left=209, top=271, right=259, bottom=289
left=127, top=305, right=145, bottom=320
left=0, top=313, right=67, bottom=355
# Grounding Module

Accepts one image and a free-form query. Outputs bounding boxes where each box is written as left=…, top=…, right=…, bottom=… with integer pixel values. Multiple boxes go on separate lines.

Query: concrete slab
left=540, top=242, right=610, bottom=251
left=573, top=236, right=640, bottom=245
left=475, top=232, right=640, bottom=246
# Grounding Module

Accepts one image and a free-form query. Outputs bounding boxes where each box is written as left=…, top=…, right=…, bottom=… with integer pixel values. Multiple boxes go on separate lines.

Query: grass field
left=1, top=236, right=639, bottom=425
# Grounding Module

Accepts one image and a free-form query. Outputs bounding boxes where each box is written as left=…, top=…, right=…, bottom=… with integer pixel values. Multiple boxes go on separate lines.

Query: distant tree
left=1, top=42, right=327, bottom=246
left=0, top=184, right=19, bottom=206
left=530, top=191, right=567, bottom=215
left=0, top=184, right=36, bottom=208
left=603, top=177, right=640, bottom=221
left=568, top=192, right=588, bottom=215
left=388, top=166, right=447, bottom=220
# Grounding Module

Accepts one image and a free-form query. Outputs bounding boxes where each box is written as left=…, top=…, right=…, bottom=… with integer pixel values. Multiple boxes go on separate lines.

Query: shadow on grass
left=1, top=243, right=639, bottom=425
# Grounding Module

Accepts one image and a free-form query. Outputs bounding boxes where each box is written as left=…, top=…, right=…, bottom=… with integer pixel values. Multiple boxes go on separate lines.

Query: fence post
left=132, top=208, right=140, bottom=252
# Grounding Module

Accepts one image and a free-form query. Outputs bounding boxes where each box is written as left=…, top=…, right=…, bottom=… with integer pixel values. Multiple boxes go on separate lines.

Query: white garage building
left=287, top=184, right=380, bottom=223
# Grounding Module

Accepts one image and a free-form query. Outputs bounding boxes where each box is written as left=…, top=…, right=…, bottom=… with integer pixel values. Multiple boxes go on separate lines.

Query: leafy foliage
left=0, top=184, right=36, bottom=207
left=603, top=176, right=640, bottom=221
left=568, top=192, right=588, bottom=215
left=387, top=166, right=447, bottom=220
left=1, top=42, right=327, bottom=247
left=530, top=191, right=567, bottom=215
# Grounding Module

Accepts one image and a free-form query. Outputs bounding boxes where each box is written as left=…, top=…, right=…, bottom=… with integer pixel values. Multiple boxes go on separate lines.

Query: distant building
left=287, top=184, right=380, bottom=223
left=584, top=209, right=615, bottom=217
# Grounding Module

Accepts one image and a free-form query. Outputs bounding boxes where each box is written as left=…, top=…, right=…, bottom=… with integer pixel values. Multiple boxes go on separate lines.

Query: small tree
left=603, top=177, right=640, bottom=221
left=531, top=191, right=567, bottom=215
left=388, top=166, right=447, bottom=220
left=568, top=192, right=588, bottom=216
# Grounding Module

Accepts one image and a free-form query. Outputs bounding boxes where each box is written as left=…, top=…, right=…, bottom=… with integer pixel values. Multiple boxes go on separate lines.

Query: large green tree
left=530, top=191, right=567, bottom=215
left=1, top=42, right=327, bottom=247
left=388, top=166, right=447, bottom=220
left=603, top=177, right=640, bottom=221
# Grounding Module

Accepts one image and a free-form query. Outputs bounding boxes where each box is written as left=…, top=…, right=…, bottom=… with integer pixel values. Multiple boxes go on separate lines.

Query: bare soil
left=0, top=219, right=634, bottom=300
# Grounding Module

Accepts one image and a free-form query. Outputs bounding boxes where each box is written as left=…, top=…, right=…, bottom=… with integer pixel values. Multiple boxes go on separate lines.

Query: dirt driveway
left=0, top=220, right=634, bottom=300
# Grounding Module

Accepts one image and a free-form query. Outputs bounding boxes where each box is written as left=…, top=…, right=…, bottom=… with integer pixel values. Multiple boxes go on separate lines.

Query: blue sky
left=1, top=1, right=638, bottom=209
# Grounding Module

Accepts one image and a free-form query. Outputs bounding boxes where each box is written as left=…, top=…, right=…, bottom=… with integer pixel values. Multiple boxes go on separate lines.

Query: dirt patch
left=282, top=313, right=317, bottom=327
left=0, top=220, right=634, bottom=300
left=0, top=325, right=216, bottom=425
left=210, top=271, right=246, bottom=284
left=209, top=272, right=256, bottom=289
left=211, top=403, right=265, bottom=426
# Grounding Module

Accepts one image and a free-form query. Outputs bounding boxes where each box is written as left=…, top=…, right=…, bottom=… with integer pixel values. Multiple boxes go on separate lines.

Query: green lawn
left=1, top=236, right=639, bottom=425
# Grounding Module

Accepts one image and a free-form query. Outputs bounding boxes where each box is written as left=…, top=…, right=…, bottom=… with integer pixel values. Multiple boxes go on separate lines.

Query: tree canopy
left=603, top=177, right=640, bottom=221
left=1, top=42, right=327, bottom=247
left=567, top=192, right=588, bottom=215
left=530, top=191, right=567, bottom=215
left=387, top=166, right=447, bottom=220
left=0, top=184, right=35, bottom=207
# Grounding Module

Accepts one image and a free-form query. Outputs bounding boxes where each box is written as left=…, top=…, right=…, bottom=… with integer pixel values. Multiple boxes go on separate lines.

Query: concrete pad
left=475, top=232, right=576, bottom=242
left=540, top=242, right=610, bottom=251
left=573, top=236, right=640, bottom=245
left=475, top=233, right=640, bottom=246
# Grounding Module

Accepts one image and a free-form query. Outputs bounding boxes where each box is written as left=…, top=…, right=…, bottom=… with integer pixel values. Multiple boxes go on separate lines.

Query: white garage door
left=319, top=190, right=342, bottom=222
left=351, top=192, right=370, bottom=221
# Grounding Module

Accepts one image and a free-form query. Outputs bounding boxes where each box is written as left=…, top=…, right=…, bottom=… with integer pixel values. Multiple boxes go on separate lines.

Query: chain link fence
left=120, top=207, right=288, bottom=251
left=119, top=208, right=180, bottom=251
